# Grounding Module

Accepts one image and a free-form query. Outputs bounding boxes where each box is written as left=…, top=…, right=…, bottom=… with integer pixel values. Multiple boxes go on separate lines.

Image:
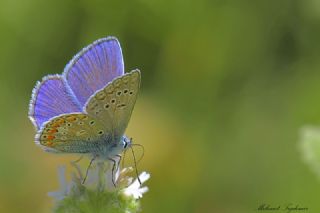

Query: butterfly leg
left=115, top=154, right=122, bottom=172
left=73, top=155, right=84, bottom=163
left=82, top=156, right=96, bottom=184
left=70, top=155, right=84, bottom=180
left=108, top=157, right=118, bottom=187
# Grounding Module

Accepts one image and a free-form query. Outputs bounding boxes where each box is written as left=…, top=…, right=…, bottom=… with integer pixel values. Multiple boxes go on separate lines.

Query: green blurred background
left=1, top=0, right=320, bottom=212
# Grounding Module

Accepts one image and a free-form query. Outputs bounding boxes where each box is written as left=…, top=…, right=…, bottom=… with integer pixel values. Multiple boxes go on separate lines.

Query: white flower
left=48, top=166, right=74, bottom=200
left=104, top=162, right=151, bottom=199
left=48, top=159, right=150, bottom=202
left=122, top=171, right=150, bottom=199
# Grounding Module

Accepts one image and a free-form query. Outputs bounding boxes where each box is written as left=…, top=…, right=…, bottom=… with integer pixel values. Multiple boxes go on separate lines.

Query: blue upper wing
left=63, top=37, right=124, bottom=107
left=28, top=75, right=81, bottom=129
left=29, top=37, right=124, bottom=129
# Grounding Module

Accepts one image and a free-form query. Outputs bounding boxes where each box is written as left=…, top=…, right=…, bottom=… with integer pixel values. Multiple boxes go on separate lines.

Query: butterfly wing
left=29, top=75, right=81, bottom=129
left=29, top=37, right=123, bottom=128
left=63, top=37, right=124, bottom=107
left=36, top=113, right=107, bottom=153
left=85, top=69, right=140, bottom=138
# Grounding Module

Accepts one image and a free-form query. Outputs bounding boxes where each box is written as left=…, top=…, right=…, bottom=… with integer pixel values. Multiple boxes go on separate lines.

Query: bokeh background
left=1, top=0, right=320, bottom=212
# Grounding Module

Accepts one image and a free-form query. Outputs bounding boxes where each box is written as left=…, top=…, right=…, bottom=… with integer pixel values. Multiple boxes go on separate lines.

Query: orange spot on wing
left=47, top=135, right=55, bottom=140
left=47, top=129, right=58, bottom=134
left=51, top=123, right=60, bottom=128
left=66, top=116, right=77, bottom=122
left=58, top=119, right=65, bottom=124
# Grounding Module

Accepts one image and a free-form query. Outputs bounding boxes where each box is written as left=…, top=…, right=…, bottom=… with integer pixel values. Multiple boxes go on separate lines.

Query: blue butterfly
left=28, top=37, right=140, bottom=166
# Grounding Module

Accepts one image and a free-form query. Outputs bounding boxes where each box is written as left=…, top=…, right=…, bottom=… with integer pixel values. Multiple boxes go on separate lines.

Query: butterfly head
left=122, top=136, right=132, bottom=150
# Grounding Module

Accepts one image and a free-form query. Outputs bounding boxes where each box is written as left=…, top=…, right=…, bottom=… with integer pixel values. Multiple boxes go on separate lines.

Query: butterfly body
left=29, top=37, right=139, bottom=158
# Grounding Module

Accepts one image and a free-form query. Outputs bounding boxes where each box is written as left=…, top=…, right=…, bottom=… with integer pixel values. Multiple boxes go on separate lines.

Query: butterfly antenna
left=82, top=156, right=95, bottom=184
left=130, top=145, right=142, bottom=185
left=131, top=143, right=144, bottom=164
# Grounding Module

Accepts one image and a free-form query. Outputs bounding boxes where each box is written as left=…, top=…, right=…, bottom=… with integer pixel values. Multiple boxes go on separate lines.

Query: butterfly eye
left=89, top=120, right=95, bottom=125
left=67, top=123, right=72, bottom=127
left=98, top=130, right=104, bottom=135
left=123, top=141, right=128, bottom=148
left=104, top=104, right=110, bottom=109
left=78, top=121, right=84, bottom=125
left=111, top=99, right=116, bottom=104
left=129, top=91, right=134, bottom=95
left=124, top=89, right=128, bottom=94
left=117, top=91, right=122, bottom=96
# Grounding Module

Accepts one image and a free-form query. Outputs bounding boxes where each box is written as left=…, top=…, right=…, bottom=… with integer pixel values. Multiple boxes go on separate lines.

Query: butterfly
left=28, top=37, right=140, bottom=163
